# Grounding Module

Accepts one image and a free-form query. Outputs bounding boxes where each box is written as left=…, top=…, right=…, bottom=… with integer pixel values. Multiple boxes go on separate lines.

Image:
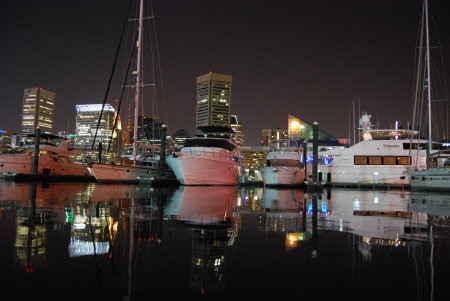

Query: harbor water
left=0, top=181, right=449, bottom=300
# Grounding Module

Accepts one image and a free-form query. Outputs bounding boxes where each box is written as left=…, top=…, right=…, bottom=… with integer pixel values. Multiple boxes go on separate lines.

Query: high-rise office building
left=196, top=72, right=232, bottom=130
left=231, top=114, right=244, bottom=146
left=75, top=104, right=117, bottom=153
left=20, top=87, right=56, bottom=138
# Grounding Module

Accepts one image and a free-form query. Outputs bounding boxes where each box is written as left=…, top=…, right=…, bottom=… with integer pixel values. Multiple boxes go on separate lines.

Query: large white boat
left=261, top=139, right=305, bottom=186
left=0, top=134, right=91, bottom=179
left=166, top=126, right=243, bottom=185
left=318, top=117, right=439, bottom=187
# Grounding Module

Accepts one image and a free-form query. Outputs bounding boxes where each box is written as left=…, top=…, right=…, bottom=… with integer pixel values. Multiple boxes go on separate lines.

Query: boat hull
left=91, top=163, right=159, bottom=183
left=262, top=167, right=305, bottom=186
left=408, top=168, right=450, bottom=191
left=319, top=165, right=410, bottom=186
left=0, top=153, right=90, bottom=177
left=166, top=153, right=242, bottom=185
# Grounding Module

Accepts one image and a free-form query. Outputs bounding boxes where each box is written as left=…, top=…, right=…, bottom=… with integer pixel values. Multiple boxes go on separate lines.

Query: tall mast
left=425, top=0, right=432, bottom=161
left=132, top=0, right=144, bottom=161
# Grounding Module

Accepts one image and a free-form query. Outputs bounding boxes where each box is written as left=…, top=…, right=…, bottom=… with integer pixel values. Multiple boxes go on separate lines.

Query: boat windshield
left=184, top=138, right=236, bottom=152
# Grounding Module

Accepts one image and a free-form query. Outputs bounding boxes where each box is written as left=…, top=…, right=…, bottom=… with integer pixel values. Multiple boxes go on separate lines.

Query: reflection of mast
left=427, top=214, right=434, bottom=301
left=128, top=198, right=135, bottom=299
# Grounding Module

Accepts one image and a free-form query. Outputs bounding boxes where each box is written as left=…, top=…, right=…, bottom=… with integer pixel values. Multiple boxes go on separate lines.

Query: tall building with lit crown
left=20, top=87, right=56, bottom=138
left=75, top=104, right=117, bottom=154
left=196, top=72, right=232, bottom=131
left=260, top=129, right=288, bottom=147
left=231, top=115, right=244, bottom=146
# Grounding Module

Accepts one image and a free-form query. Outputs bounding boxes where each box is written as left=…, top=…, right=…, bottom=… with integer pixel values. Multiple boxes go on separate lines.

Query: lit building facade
left=231, top=115, right=244, bottom=146
left=136, top=115, right=163, bottom=145
left=240, top=146, right=269, bottom=181
left=196, top=72, right=232, bottom=131
left=173, top=129, right=190, bottom=150
left=260, top=129, right=288, bottom=147
left=75, top=104, right=116, bottom=153
left=20, top=87, right=56, bottom=138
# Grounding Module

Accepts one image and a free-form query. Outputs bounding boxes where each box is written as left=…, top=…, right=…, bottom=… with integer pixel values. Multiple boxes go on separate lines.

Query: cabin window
left=397, top=156, right=410, bottom=165
left=354, top=156, right=368, bottom=165
left=383, top=156, right=396, bottom=165
left=368, top=156, right=382, bottom=165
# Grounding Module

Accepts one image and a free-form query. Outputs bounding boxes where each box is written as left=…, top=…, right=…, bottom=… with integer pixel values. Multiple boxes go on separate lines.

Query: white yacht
left=318, top=114, right=438, bottom=187
left=0, top=134, right=91, bottom=179
left=261, top=139, right=305, bottom=186
left=166, top=126, right=243, bottom=185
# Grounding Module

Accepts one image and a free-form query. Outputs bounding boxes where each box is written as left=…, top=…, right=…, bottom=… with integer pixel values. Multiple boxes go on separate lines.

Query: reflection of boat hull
left=91, top=163, right=158, bottom=183
left=262, top=167, right=305, bottom=186
left=408, top=168, right=450, bottom=191
left=166, top=186, right=237, bottom=224
left=166, top=153, right=241, bottom=185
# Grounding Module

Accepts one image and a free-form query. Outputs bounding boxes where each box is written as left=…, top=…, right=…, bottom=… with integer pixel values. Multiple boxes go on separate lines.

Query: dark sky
left=1, top=0, right=449, bottom=145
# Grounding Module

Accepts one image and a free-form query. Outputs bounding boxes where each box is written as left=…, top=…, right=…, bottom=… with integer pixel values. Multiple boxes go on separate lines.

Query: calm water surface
left=0, top=181, right=449, bottom=300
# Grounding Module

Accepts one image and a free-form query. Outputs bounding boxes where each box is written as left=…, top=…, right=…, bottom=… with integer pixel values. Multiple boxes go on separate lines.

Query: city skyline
left=1, top=0, right=450, bottom=145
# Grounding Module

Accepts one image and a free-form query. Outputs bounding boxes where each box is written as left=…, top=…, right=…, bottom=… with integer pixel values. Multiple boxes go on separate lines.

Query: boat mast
left=132, top=0, right=144, bottom=161
left=425, top=0, right=432, bottom=162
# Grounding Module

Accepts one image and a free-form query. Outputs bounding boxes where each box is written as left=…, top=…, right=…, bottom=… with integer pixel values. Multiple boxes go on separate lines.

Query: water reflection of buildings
left=166, top=186, right=238, bottom=295
left=14, top=184, right=47, bottom=272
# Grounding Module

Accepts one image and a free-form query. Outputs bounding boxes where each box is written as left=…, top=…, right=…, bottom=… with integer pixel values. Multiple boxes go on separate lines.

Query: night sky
left=1, top=0, right=449, bottom=145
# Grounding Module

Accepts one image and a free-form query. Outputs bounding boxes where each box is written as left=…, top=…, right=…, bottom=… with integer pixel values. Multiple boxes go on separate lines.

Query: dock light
left=374, top=172, right=379, bottom=176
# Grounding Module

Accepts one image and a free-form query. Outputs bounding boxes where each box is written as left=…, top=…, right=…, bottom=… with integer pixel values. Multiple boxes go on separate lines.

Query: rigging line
left=107, top=31, right=139, bottom=154
left=92, top=0, right=134, bottom=151
left=150, top=0, right=170, bottom=134
left=410, top=9, right=425, bottom=162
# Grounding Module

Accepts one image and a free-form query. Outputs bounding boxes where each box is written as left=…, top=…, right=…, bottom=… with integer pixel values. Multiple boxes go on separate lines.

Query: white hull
left=91, top=163, right=158, bottom=183
left=166, top=149, right=242, bottom=185
left=262, top=167, right=305, bottom=186
left=408, top=168, right=450, bottom=191
left=319, top=164, right=410, bottom=186
left=0, top=140, right=90, bottom=178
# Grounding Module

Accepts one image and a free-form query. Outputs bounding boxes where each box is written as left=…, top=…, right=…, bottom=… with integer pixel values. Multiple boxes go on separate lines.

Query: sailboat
left=91, top=0, right=171, bottom=184
left=407, top=0, right=450, bottom=191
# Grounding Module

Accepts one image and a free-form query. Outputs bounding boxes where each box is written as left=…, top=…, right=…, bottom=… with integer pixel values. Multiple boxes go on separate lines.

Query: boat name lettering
left=383, top=144, right=399, bottom=148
